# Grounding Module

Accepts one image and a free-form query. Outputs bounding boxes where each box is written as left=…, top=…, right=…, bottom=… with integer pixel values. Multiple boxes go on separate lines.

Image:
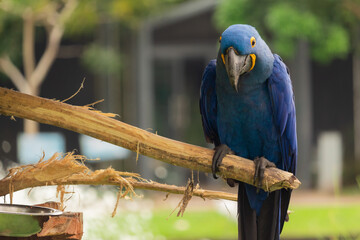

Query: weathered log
left=0, top=87, right=300, bottom=191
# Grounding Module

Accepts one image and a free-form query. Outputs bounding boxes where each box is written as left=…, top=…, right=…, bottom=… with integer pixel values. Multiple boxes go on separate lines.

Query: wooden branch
left=0, top=169, right=237, bottom=202
left=0, top=87, right=301, bottom=192
left=0, top=152, right=237, bottom=202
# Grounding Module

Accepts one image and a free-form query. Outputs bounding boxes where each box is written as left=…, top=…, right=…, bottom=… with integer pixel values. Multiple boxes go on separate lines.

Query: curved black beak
left=223, top=48, right=254, bottom=92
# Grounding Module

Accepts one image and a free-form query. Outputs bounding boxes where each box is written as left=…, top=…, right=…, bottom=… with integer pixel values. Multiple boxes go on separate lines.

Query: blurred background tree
left=0, top=0, right=185, bottom=134
left=215, top=0, right=354, bottom=62
left=0, top=0, right=77, bottom=133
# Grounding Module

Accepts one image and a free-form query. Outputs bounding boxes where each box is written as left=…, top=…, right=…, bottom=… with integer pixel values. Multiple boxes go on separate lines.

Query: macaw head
left=218, top=24, right=274, bottom=92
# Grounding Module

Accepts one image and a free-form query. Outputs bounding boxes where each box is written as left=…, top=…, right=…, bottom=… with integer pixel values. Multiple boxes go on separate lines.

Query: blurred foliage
left=67, top=0, right=187, bottom=75
left=0, top=0, right=187, bottom=78
left=63, top=0, right=188, bottom=37
left=64, top=0, right=100, bottom=37
left=0, top=0, right=53, bottom=64
left=0, top=0, right=54, bottom=16
left=0, top=0, right=77, bottom=70
left=215, top=0, right=360, bottom=63
left=81, top=44, right=121, bottom=76
left=0, top=13, right=22, bottom=63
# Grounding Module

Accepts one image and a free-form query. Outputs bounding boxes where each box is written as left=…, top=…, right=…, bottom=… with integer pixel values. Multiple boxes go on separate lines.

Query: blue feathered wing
left=267, top=54, right=298, bottom=234
left=267, top=54, right=297, bottom=175
left=199, top=59, right=220, bottom=146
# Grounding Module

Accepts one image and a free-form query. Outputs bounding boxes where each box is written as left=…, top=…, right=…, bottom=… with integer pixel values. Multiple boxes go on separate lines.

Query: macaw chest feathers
left=216, top=83, right=280, bottom=164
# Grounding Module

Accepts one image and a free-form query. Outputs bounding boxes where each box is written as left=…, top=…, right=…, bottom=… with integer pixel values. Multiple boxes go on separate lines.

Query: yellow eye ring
left=250, top=37, right=256, bottom=48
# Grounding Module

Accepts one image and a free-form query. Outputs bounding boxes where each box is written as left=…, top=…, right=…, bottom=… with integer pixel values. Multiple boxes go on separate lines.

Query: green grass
left=282, top=204, right=360, bottom=239
left=87, top=209, right=237, bottom=239
left=87, top=204, right=360, bottom=239
left=149, top=210, right=237, bottom=239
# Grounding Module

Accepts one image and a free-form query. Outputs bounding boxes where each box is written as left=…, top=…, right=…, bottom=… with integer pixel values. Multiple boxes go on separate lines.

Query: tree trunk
left=353, top=53, right=360, bottom=164
left=289, top=40, right=313, bottom=188
left=24, top=119, right=39, bottom=134
left=23, top=87, right=40, bottom=134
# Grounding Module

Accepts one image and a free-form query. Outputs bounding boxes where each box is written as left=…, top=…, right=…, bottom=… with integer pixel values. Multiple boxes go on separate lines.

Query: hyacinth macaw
left=200, top=24, right=297, bottom=239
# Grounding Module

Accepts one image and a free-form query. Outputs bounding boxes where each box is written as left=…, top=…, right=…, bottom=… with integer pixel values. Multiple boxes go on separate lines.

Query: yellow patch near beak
left=221, top=53, right=225, bottom=65
left=249, top=54, right=256, bottom=71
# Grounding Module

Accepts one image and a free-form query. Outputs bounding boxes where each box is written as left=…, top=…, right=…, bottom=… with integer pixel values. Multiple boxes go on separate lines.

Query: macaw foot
left=253, top=156, right=276, bottom=192
left=212, top=144, right=234, bottom=179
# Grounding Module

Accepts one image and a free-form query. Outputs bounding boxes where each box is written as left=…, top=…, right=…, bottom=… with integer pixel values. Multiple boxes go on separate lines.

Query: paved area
left=290, top=190, right=360, bottom=205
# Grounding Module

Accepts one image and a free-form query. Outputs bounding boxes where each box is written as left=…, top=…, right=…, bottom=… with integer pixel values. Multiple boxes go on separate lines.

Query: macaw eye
left=250, top=37, right=256, bottom=48
left=219, top=36, right=222, bottom=43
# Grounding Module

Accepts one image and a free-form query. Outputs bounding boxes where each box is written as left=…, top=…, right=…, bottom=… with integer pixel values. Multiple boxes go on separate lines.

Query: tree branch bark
left=0, top=87, right=301, bottom=192
left=0, top=169, right=237, bottom=202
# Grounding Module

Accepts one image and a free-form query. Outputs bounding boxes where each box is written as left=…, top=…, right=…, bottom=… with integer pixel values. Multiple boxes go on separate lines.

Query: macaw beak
left=222, top=47, right=255, bottom=92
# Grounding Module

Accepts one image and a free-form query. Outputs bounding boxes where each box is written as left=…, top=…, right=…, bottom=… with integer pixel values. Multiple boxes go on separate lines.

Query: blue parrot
left=200, top=24, right=297, bottom=239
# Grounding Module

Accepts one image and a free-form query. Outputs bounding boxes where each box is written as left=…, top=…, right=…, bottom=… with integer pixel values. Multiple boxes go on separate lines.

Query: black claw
left=253, top=157, right=276, bottom=193
left=253, top=158, right=260, bottom=185
left=212, top=144, right=233, bottom=179
left=212, top=156, right=219, bottom=179
left=226, top=178, right=236, bottom=187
